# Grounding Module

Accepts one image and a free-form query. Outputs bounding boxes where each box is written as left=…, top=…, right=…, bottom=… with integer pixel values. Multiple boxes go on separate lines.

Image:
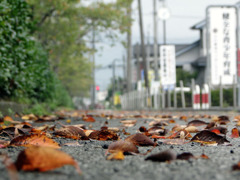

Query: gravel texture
left=1, top=110, right=240, bottom=180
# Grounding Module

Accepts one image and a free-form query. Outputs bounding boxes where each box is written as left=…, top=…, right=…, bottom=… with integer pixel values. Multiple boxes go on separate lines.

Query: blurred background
left=0, top=0, right=239, bottom=113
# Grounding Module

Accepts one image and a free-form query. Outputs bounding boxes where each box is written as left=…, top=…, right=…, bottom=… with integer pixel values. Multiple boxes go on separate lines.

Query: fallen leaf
left=191, top=130, right=229, bottom=145
left=147, top=127, right=167, bottom=136
left=187, top=120, right=208, bottom=127
left=208, top=126, right=227, bottom=135
left=230, top=128, right=239, bottom=138
left=210, top=129, right=221, bottom=135
left=10, top=134, right=60, bottom=148
left=180, top=116, right=188, bottom=121
left=200, top=153, right=209, bottom=159
left=168, top=119, right=176, bottom=124
left=232, top=162, right=240, bottom=170
left=107, top=151, right=125, bottom=160
left=15, top=146, right=81, bottom=174
left=177, top=152, right=194, bottom=160
left=107, top=140, right=139, bottom=154
left=54, top=126, right=87, bottom=140
left=158, top=139, right=188, bottom=145
left=125, top=133, right=155, bottom=146
left=88, top=129, right=119, bottom=141
left=3, top=116, right=14, bottom=122
left=82, top=115, right=95, bottom=122
left=145, top=149, right=177, bottom=162
left=120, top=119, right=137, bottom=127
left=218, top=115, right=230, bottom=125
left=21, top=114, right=38, bottom=121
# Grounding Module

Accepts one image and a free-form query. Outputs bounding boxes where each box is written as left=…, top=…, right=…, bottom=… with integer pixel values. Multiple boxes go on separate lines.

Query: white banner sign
left=160, top=45, right=176, bottom=89
left=208, top=6, right=237, bottom=85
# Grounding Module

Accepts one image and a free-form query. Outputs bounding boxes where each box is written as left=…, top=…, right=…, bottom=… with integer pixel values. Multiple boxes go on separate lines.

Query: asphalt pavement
left=1, top=110, right=240, bottom=180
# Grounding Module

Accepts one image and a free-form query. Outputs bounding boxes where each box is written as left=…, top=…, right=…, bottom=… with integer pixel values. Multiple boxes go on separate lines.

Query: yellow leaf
left=107, top=151, right=124, bottom=160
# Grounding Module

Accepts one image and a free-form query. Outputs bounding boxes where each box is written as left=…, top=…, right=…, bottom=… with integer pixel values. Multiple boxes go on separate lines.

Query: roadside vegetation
left=0, top=0, right=132, bottom=114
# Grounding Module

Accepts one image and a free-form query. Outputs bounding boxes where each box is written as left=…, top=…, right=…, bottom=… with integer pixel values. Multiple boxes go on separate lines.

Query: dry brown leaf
left=3, top=116, right=14, bottom=122
left=145, top=149, right=177, bottom=162
left=208, top=126, right=227, bottom=135
left=177, top=152, right=194, bottom=160
left=107, top=151, right=125, bottom=160
left=82, top=115, right=96, bottom=122
left=125, top=133, right=155, bottom=146
left=15, top=146, right=81, bottom=174
left=21, top=114, right=38, bottom=121
left=88, top=129, right=119, bottom=141
left=200, top=153, right=209, bottom=159
left=187, top=120, right=208, bottom=127
left=191, top=130, right=229, bottom=145
left=120, top=119, right=137, bottom=127
left=54, top=126, right=87, bottom=140
left=158, top=139, right=188, bottom=145
left=10, top=134, right=60, bottom=149
left=107, top=140, right=139, bottom=154
left=232, top=162, right=240, bottom=170
left=230, top=128, right=239, bottom=138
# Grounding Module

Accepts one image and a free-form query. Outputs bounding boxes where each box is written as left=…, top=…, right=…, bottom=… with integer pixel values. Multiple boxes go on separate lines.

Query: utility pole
left=153, top=0, right=159, bottom=81
left=90, top=21, right=96, bottom=108
left=127, top=2, right=132, bottom=92
left=136, top=43, right=141, bottom=81
left=138, top=0, right=149, bottom=90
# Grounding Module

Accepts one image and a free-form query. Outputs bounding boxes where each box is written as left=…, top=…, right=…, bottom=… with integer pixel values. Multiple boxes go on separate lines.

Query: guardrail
left=120, top=79, right=238, bottom=110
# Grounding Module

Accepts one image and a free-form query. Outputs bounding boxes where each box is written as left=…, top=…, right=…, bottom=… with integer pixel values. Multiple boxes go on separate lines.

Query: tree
left=26, top=0, right=133, bottom=97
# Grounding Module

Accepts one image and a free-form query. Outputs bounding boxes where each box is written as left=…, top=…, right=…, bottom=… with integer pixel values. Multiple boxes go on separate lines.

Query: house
left=132, top=40, right=204, bottom=86
left=132, top=3, right=240, bottom=88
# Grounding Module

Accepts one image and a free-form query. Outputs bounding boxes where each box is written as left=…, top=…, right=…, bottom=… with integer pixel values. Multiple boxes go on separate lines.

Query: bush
left=0, top=0, right=73, bottom=113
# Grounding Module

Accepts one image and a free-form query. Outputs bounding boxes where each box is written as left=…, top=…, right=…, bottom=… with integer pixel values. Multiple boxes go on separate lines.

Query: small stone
left=230, top=150, right=234, bottom=154
left=102, top=144, right=109, bottom=149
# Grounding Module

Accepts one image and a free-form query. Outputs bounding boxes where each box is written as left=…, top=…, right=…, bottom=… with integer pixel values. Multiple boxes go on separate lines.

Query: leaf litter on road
left=1, top=110, right=240, bottom=178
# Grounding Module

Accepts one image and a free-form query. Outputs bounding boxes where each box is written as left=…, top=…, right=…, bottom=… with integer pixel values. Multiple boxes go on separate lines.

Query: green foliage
left=0, top=0, right=73, bottom=112
left=211, top=88, right=233, bottom=107
left=27, top=0, right=133, bottom=97
left=176, top=68, right=197, bottom=86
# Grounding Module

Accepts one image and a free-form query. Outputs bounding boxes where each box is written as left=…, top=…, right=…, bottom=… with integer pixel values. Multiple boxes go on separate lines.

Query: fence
left=120, top=79, right=238, bottom=110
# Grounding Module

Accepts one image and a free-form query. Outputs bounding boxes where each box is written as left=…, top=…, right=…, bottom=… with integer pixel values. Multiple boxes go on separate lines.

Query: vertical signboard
left=207, top=6, right=237, bottom=85
left=160, top=45, right=176, bottom=90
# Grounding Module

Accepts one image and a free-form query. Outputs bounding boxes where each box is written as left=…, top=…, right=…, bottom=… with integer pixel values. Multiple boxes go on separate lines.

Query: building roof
left=191, top=20, right=206, bottom=30
left=132, top=40, right=200, bottom=59
left=191, top=56, right=207, bottom=67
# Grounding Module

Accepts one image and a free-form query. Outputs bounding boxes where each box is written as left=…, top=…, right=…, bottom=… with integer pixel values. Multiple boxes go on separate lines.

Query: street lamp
left=158, top=0, right=170, bottom=45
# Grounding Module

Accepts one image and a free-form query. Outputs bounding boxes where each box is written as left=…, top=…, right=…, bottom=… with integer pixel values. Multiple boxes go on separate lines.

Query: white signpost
left=160, top=45, right=176, bottom=90
left=207, top=6, right=237, bottom=86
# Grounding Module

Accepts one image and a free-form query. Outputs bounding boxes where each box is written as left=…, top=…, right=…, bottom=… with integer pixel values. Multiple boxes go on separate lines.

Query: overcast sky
left=95, top=0, right=240, bottom=92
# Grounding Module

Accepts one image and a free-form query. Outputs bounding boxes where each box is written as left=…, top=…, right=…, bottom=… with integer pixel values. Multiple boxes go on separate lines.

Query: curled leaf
left=107, top=140, right=139, bottom=154
left=187, top=120, right=208, bottom=127
left=125, top=133, right=155, bottom=146
left=145, top=149, right=177, bottom=162
left=15, top=146, right=81, bottom=174
left=191, top=130, right=229, bottom=145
